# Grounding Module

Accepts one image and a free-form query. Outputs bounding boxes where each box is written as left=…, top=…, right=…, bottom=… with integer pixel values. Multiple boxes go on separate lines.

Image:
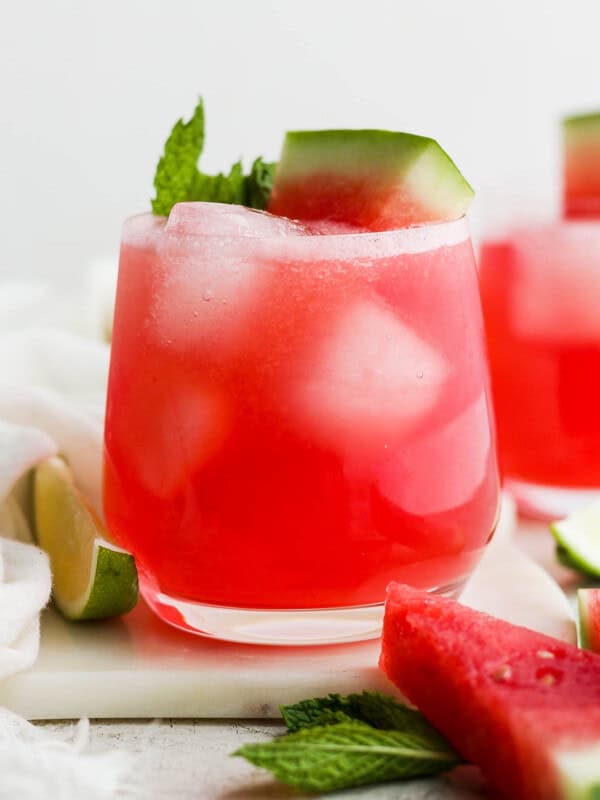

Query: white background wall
left=2, top=0, right=600, bottom=286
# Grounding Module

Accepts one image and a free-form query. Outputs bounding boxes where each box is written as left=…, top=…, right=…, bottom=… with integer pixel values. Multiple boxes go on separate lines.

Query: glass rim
left=122, top=211, right=470, bottom=258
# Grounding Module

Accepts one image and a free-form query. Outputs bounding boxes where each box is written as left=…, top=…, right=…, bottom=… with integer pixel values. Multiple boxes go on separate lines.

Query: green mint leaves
left=234, top=692, right=461, bottom=794
left=151, top=98, right=275, bottom=217
left=235, top=721, right=459, bottom=794
left=280, top=691, right=445, bottom=737
left=151, top=99, right=205, bottom=216
left=245, top=157, right=277, bottom=210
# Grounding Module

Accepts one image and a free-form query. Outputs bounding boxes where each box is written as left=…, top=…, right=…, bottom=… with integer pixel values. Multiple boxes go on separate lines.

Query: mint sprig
left=151, top=100, right=205, bottom=216
left=234, top=720, right=459, bottom=793
left=281, top=690, right=443, bottom=738
left=234, top=692, right=461, bottom=794
left=151, top=98, right=275, bottom=216
left=245, top=157, right=276, bottom=210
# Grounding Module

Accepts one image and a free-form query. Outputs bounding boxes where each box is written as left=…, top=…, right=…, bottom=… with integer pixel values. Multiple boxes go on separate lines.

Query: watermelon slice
left=578, top=588, right=600, bottom=653
left=267, top=130, right=474, bottom=230
left=380, top=583, right=600, bottom=800
left=563, top=112, right=600, bottom=218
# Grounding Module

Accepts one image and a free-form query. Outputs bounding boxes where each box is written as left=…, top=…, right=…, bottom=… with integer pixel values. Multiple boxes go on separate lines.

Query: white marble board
left=0, top=500, right=577, bottom=720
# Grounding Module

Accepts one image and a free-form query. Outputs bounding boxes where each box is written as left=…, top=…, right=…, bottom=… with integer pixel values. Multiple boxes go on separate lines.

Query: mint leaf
left=151, top=100, right=275, bottom=216
left=245, top=157, right=276, bottom=210
left=281, top=691, right=444, bottom=741
left=234, top=720, right=460, bottom=793
left=152, top=98, right=205, bottom=216
left=191, top=160, right=246, bottom=205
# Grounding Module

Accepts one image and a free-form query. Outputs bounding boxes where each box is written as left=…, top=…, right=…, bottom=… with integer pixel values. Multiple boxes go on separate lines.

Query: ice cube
left=148, top=204, right=308, bottom=354
left=510, top=223, right=600, bottom=342
left=376, top=392, right=493, bottom=515
left=166, top=202, right=307, bottom=238
left=115, top=380, right=230, bottom=499
left=291, top=300, right=449, bottom=451
left=149, top=229, right=266, bottom=356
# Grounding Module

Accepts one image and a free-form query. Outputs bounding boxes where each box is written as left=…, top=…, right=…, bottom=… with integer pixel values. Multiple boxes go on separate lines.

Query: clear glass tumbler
left=480, top=222, right=600, bottom=519
left=104, top=203, right=499, bottom=645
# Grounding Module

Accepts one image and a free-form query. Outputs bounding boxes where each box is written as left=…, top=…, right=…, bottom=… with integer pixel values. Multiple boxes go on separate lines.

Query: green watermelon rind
left=562, top=112, right=600, bottom=155
left=563, top=112, right=600, bottom=142
left=276, top=129, right=474, bottom=220
left=577, top=589, right=594, bottom=651
left=554, top=743, right=600, bottom=800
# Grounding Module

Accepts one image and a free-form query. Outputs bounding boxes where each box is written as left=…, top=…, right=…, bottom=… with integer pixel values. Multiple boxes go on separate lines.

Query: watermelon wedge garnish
left=267, top=130, right=474, bottom=230
left=563, top=112, right=600, bottom=219
left=578, top=588, right=600, bottom=653
left=380, top=583, right=600, bottom=800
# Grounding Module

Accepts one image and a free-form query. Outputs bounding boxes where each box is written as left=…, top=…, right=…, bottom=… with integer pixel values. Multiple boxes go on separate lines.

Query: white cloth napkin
left=0, top=271, right=136, bottom=799
left=0, top=711, right=137, bottom=800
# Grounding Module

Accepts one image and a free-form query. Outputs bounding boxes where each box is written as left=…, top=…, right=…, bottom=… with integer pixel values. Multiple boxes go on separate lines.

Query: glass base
left=141, top=579, right=467, bottom=646
left=505, top=478, right=600, bottom=521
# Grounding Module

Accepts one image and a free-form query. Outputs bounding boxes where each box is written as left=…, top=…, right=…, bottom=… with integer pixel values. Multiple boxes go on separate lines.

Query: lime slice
left=34, top=456, right=138, bottom=621
left=550, top=507, right=600, bottom=579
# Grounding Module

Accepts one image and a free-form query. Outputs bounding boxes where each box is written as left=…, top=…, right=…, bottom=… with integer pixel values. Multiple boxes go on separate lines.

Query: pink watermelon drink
left=103, top=123, right=499, bottom=644
left=479, top=223, right=600, bottom=517
left=381, top=583, right=600, bottom=800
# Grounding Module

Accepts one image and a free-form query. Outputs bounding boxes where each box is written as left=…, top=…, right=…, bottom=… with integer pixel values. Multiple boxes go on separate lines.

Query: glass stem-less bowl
left=104, top=206, right=499, bottom=644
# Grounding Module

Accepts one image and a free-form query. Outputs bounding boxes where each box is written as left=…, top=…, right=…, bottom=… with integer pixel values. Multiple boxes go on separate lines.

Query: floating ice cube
left=292, top=300, right=449, bottom=451
left=166, top=202, right=307, bottom=238
left=147, top=204, right=307, bottom=353
left=148, top=218, right=283, bottom=354
left=122, top=381, right=229, bottom=498
left=376, top=392, right=493, bottom=515
left=510, top=223, right=600, bottom=342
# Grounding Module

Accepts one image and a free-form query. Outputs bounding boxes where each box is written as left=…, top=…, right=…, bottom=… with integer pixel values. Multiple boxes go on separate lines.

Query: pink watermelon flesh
left=578, top=588, right=600, bottom=653
left=380, top=583, right=600, bottom=800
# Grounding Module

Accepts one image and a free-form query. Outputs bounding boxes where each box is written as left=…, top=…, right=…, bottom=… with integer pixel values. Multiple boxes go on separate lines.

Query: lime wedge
left=550, top=507, right=600, bottom=579
left=34, top=456, right=138, bottom=621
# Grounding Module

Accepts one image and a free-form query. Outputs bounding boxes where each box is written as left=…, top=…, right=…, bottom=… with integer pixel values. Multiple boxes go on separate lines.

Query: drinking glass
left=104, top=203, right=499, bottom=644
left=480, top=222, right=600, bottom=519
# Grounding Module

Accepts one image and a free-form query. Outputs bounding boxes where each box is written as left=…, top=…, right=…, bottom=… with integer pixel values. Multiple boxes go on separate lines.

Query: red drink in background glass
left=479, top=223, right=600, bottom=518
left=103, top=203, right=499, bottom=644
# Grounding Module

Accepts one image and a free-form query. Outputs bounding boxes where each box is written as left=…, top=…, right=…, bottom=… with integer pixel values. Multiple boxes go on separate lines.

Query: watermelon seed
left=536, top=650, right=556, bottom=659
left=538, top=672, right=557, bottom=686
left=492, top=664, right=512, bottom=682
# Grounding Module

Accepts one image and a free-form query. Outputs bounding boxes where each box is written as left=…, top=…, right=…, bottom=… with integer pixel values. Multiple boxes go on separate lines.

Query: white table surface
left=36, top=718, right=487, bottom=800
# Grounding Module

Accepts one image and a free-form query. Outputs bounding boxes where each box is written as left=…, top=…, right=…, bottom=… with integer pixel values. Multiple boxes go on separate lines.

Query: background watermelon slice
left=268, top=130, right=474, bottom=230
left=578, top=588, right=600, bottom=653
left=380, top=583, right=600, bottom=800
left=563, top=112, right=600, bottom=219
